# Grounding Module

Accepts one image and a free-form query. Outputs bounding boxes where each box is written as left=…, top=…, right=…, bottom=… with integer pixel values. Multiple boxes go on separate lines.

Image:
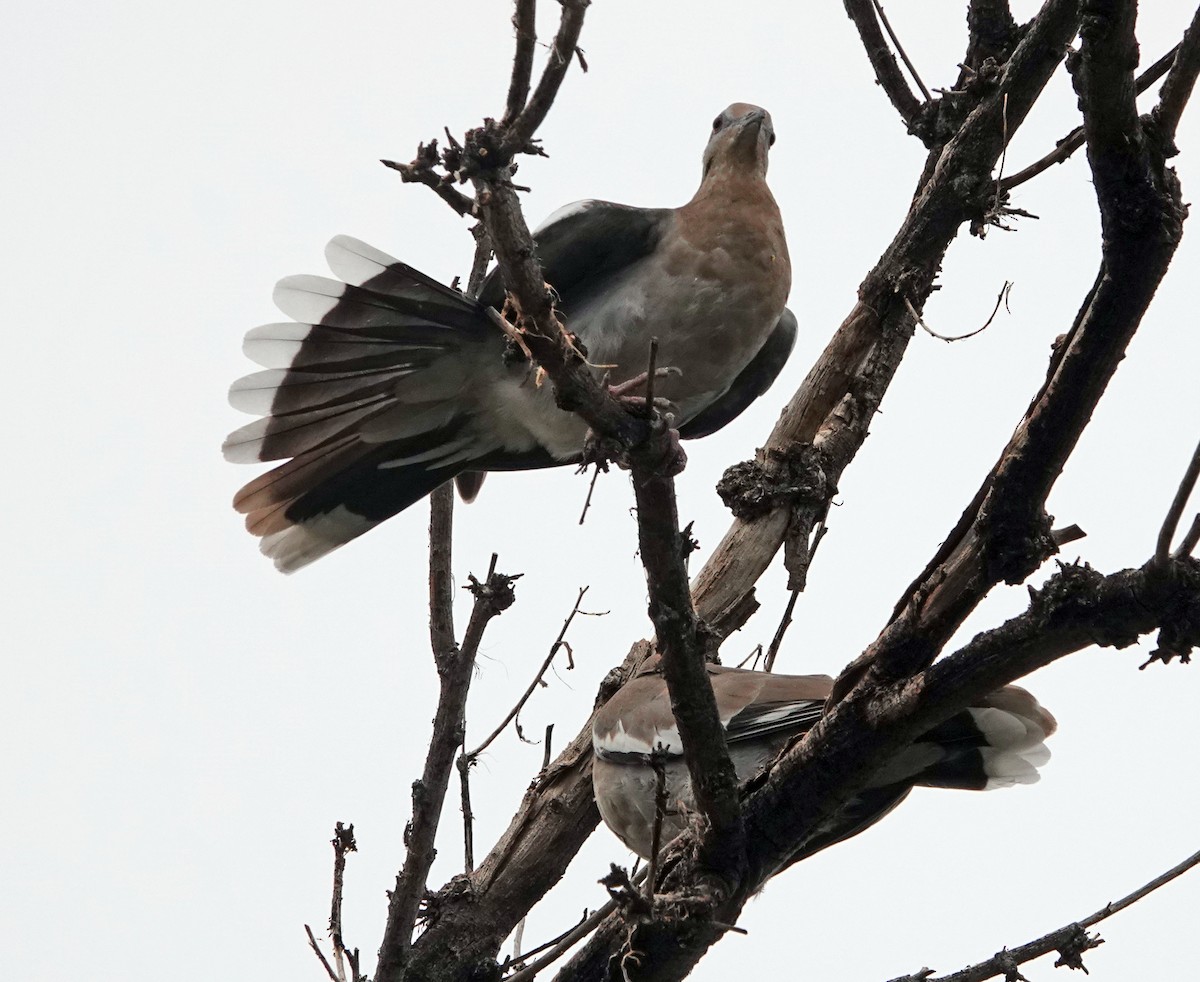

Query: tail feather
left=229, top=366, right=412, bottom=416
left=910, top=684, right=1055, bottom=792
left=225, top=236, right=507, bottom=572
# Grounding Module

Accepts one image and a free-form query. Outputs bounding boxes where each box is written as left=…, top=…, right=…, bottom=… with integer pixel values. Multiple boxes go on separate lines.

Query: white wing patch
left=533, top=199, right=597, bottom=234
left=595, top=719, right=683, bottom=758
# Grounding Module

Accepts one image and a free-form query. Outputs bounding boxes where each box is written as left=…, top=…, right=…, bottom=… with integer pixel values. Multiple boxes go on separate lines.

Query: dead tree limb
left=907, top=846, right=1200, bottom=982
left=375, top=555, right=520, bottom=980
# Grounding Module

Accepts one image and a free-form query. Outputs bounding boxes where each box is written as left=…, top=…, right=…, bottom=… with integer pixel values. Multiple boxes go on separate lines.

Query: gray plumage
left=224, top=103, right=794, bottom=572
left=592, top=656, right=1056, bottom=863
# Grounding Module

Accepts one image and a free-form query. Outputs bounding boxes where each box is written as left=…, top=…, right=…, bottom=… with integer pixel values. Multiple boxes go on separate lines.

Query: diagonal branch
left=920, top=847, right=1200, bottom=982
left=1153, top=4, right=1200, bottom=143
left=843, top=0, right=925, bottom=128
left=1156, top=436, right=1200, bottom=564
left=692, top=0, right=1081, bottom=638
left=1001, top=43, right=1181, bottom=191
left=558, top=554, right=1200, bottom=981
left=829, top=0, right=1190, bottom=700
left=871, top=0, right=932, bottom=102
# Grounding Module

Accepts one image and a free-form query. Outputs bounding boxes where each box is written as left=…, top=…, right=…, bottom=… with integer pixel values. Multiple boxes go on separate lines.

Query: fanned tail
left=224, top=236, right=499, bottom=572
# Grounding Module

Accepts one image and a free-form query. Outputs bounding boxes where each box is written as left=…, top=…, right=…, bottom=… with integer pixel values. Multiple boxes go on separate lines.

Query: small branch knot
left=996, top=947, right=1030, bottom=982
left=1054, top=923, right=1105, bottom=973
left=1140, top=557, right=1200, bottom=668
left=716, top=445, right=829, bottom=521
left=465, top=568, right=523, bottom=614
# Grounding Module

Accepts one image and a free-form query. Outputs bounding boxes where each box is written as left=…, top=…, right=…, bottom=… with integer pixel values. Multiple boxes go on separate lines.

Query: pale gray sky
left=4, top=2, right=1199, bottom=979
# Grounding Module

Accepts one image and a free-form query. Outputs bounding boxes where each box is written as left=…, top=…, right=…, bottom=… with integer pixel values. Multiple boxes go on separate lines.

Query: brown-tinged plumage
left=224, top=104, right=795, bottom=571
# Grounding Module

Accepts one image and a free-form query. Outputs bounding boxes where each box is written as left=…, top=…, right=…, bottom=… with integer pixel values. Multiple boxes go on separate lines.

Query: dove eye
left=712, top=116, right=723, bottom=131
left=768, top=132, right=776, bottom=147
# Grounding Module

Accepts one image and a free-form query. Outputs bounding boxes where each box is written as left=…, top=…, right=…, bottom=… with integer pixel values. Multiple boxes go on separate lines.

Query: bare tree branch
left=381, top=152, right=478, bottom=217
left=428, top=483, right=456, bottom=666
left=920, top=846, right=1200, bottom=982
left=1156, top=436, right=1200, bottom=564
left=1178, top=514, right=1200, bottom=558
left=1001, top=43, right=1180, bottom=191
left=375, top=555, right=520, bottom=981
left=556, top=551, right=1200, bottom=982
left=329, top=822, right=357, bottom=982
left=504, top=0, right=538, bottom=124
left=843, top=0, right=925, bottom=128
left=502, top=0, right=590, bottom=158
left=830, top=0, right=1189, bottom=701
left=372, top=2, right=1200, bottom=979
left=1153, top=5, right=1200, bottom=142
left=870, top=0, right=932, bottom=102
left=306, top=924, right=339, bottom=982
left=692, top=0, right=1081, bottom=638
left=963, top=1, right=1019, bottom=72
left=395, top=6, right=1085, bottom=978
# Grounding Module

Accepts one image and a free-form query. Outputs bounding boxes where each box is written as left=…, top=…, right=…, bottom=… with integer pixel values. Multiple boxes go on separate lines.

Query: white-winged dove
left=592, top=656, right=1056, bottom=862
left=224, top=104, right=793, bottom=572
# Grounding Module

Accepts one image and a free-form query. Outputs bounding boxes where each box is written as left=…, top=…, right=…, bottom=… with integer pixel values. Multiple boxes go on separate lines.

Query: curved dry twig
left=904, top=283, right=1011, bottom=344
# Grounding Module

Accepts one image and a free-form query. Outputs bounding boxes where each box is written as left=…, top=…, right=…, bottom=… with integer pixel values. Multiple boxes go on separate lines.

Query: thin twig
left=763, top=589, right=800, bottom=674
left=1155, top=436, right=1200, bottom=565
left=578, top=465, right=602, bottom=524
left=905, top=283, right=1011, bottom=343
left=306, top=924, right=339, bottom=982
left=464, top=586, right=591, bottom=760
left=458, top=749, right=475, bottom=872
left=512, top=917, right=526, bottom=962
left=541, top=723, right=555, bottom=773
left=927, top=847, right=1200, bottom=982
left=504, top=900, right=626, bottom=982
left=381, top=157, right=478, bottom=216
left=644, top=338, right=660, bottom=416
left=765, top=514, right=829, bottom=672
left=1001, top=43, right=1181, bottom=191
left=871, top=0, right=932, bottom=102
left=1174, top=513, right=1200, bottom=557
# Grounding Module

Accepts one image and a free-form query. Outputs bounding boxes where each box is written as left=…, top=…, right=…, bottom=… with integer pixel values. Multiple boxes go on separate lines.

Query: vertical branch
left=428, top=483, right=456, bottom=665
left=504, top=0, right=538, bottom=123
left=502, top=0, right=589, bottom=156
left=329, top=822, right=357, bottom=982
left=457, top=750, right=475, bottom=872
left=375, top=556, right=521, bottom=981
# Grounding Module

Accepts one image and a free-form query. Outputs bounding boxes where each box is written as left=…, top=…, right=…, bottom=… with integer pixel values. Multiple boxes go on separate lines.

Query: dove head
left=701, top=103, right=775, bottom=181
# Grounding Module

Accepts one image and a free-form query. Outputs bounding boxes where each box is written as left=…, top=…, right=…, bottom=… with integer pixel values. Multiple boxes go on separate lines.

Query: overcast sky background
left=5, top=2, right=1199, bottom=979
